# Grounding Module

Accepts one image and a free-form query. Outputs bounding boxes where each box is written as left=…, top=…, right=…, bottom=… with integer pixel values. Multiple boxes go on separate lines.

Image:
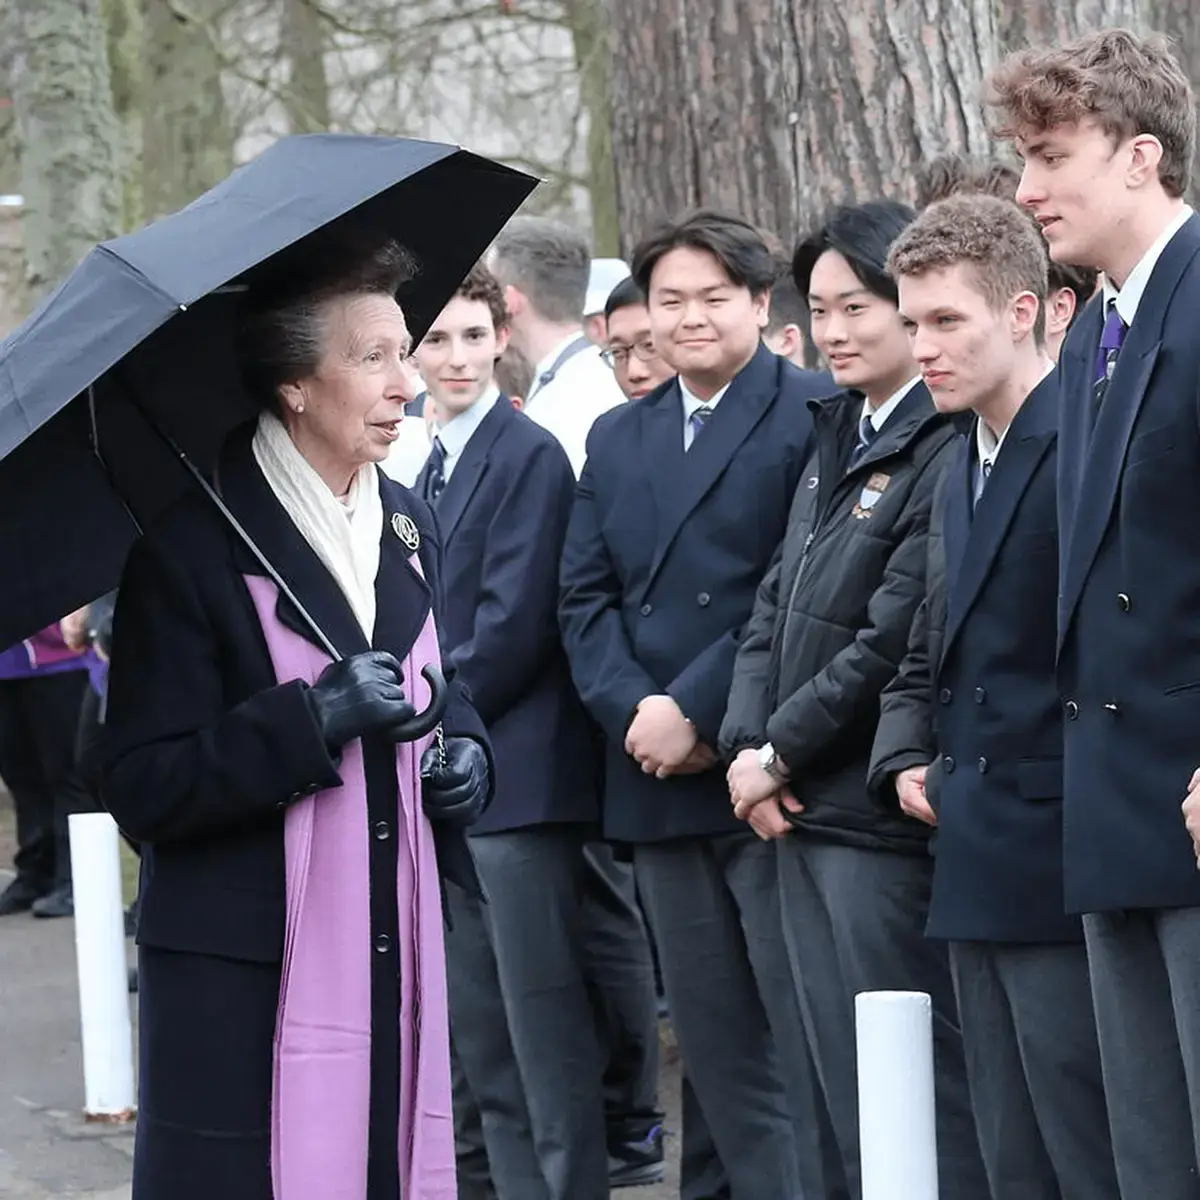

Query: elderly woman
left=101, top=236, right=491, bottom=1200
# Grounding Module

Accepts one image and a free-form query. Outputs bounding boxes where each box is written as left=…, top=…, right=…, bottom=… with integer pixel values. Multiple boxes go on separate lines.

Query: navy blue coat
left=416, top=398, right=598, bottom=834
left=558, top=345, right=827, bottom=843
left=1058, top=212, right=1200, bottom=914
left=870, top=377, right=1079, bottom=942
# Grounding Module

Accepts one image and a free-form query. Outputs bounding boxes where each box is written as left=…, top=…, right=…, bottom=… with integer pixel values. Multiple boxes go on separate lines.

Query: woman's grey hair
left=238, top=232, right=417, bottom=414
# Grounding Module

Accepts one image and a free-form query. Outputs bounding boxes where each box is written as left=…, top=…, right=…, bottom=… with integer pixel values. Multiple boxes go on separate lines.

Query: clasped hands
left=726, top=748, right=803, bottom=841
left=625, top=695, right=717, bottom=779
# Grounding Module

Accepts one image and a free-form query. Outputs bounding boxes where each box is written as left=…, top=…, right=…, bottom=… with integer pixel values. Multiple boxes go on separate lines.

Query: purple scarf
left=244, top=570, right=455, bottom=1200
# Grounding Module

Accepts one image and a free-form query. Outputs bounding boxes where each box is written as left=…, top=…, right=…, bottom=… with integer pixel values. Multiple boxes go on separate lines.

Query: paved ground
left=0, top=799, right=684, bottom=1198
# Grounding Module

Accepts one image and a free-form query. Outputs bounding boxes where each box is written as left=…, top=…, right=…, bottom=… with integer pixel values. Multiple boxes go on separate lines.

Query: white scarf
left=251, top=411, right=383, bottom=640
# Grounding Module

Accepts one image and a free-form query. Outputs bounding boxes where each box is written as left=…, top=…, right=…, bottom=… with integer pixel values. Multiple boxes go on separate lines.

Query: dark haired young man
left=560, top=209, right=842, bottom=1199
left=993, top=28, right=1200, bottom=1196
left=720, top=200, right=985, bottom=1199
left=413, top=266, right=616, bottom=1200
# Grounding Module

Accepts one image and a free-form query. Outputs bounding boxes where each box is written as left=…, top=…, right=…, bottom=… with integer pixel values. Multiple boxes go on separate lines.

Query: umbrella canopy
left=0, top=135, right=536, bottom=646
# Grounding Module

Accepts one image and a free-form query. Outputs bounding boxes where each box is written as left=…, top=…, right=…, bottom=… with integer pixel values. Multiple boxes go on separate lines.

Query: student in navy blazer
left=560, top=212, right=843, bottom=1200
left=412, top=267, right=612, bottom=1200
left=870, top=195, right=1118, bottom=1200
left=993, top=31, right=1200, bottom=1196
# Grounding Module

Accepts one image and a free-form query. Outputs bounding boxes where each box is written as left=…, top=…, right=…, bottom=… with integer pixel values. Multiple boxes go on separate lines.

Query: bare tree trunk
left=997, top=0, right=1145, bottom=52
left=102, top=0, right=144, bottom=230
left=10, top=0, right=123, bottom=304
left=565, top=0, right=620, bottom=256
left=142, top=0, right=234, bottom=219
left=609, top=0, right=799, bottom=253
left=282, top=0, right=330, bottom=134
left=609, top=0, right=1001, bottom=253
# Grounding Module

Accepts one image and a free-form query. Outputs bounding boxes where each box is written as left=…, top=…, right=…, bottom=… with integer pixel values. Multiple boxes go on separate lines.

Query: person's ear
left=1044, top=286, right=1078, bottom=343
left=494, top=325, right=512, bottom=357
left=1010, top=291, right=1040, bottom=341
left=278, top=381, right=306, bottom=415
left=753, top=288, right=772, bottom=330
left=510, top=394, right=524, bottom=411
left=1127, top=134, right=1165, bottom=189
left=503, top=284, right=525, bottom=321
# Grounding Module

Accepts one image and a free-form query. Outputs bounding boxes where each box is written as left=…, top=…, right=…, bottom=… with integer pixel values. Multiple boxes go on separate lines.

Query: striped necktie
left=688, top=405, right=713, bottom=449
left=848, top=413, right=876, bottom=470
left=423, top=436, right=447, bottom=506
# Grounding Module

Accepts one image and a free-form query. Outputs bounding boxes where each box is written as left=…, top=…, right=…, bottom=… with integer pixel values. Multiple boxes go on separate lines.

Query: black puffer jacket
left=720, top=383, right=961, bottom=854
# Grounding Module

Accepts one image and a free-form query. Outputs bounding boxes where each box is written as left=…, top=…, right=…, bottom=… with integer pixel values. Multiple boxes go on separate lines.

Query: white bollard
left=856, top=990, right=938, bottom=1200
left=68, top=812, right=136, bottom=1121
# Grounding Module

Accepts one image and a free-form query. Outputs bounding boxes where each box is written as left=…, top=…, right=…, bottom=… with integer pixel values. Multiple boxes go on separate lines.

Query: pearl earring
left=295, top=403, right=305, bottom=414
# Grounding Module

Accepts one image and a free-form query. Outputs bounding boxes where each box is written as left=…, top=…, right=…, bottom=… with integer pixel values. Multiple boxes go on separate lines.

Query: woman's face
left=280, top=293, right=418, bottom=477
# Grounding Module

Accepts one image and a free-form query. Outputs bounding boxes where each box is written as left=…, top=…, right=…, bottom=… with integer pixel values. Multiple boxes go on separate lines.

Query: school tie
left=423, top=436, right=447, bottom=507
left=974, top=458, right=992, bottom=511
left=848, top=412, right=876, bottom=470
left=688, top=405, right=714, bottom=449
left=1093, top=302, right=1128, bottom=412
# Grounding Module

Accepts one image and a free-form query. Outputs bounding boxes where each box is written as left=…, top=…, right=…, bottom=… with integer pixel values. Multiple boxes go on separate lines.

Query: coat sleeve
left=448, top=440, right=575, bottom=725
left=559, top=434, right=661, bottom=745
left=868, top=479, right=948, bottom=802
left=765, top=440, right=954, bottom=775
left=102, top=533, right=343, bottom=846
left=718, top=543, right=785, bottom=756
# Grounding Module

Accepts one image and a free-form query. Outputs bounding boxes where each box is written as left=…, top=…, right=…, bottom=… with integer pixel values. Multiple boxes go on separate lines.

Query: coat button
left=1117, top=593, right=1131, bottom=612
left=1065, top=699, right=1079, bottom=720
left=374, top=933, right=391, bottom=953
left=640, top=603, right=653, bottom=617
left=974, top=687, right=987, bottom=704
left=697, top=592, right=711, bottom=607
left=943, top=755, right=956, bottom=774
left=978, top=756, right=989, bottom=774
left=1104, top=701, right=1121, bottom=715
left=939, top=688, right=952, bottom=705
left=374, top=821, right=391, bottom=841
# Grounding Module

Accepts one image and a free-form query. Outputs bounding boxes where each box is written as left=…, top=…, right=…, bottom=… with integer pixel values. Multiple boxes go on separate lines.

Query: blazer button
left=978, top=756, right=989, bottom=774
left=374, top=821, right=391, bottom=841
left=939, top=688, right=952, bottom=705
left=697, top=592, right=711, bottom=607
left=1064, top=699, right=1079, bottom=720
left=640, top=603, right=653, bottom=617
left=1104, top=701, right=1121, bottom=715
left=1117, top=592, right=1131, bottom=612
left=974, top=687, right=987, bottom=704
left=374, top=933, right=391, bottom=953
left=942, top=755, right=956, bottom=774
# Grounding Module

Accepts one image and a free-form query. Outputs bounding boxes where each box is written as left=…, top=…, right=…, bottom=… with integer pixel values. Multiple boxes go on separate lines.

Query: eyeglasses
left=601, top=339, right=659, bottom=369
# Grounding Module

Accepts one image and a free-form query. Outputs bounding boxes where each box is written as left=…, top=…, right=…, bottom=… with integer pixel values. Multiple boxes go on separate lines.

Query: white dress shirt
left=523, top=333, right=625, bottom=478
left=1103, top=205, right=1194, bottom=326
left=860, top=377, right=922, bottom=434
left=434, top=386, right=500, bottom=484
left=679, top=377, right=732, bottom=450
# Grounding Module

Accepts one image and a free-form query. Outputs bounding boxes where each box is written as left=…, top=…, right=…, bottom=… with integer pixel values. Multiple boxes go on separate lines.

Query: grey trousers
left=445, top=826, right=607, bottom=1200
left=1084, top=907, right=1200, bottom=1200
left=581, top=842, right=663, bottom=1139
left=777, top=838, right=987, bottom=1200
left=634, top=832, right=846, bottom=1200
left=949, top=940, right=1119, bottom=1200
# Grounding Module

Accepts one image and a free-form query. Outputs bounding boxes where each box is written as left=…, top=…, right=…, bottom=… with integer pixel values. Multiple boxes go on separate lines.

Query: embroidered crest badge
left=392, top=512, right=421, bottom=551
left=852, top=472, right=891, bottom=519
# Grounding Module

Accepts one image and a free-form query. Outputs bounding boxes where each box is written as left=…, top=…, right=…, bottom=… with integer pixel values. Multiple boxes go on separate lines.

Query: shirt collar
left=861, top=377, right=921, bottom=433
left=435, top=385, right=500, bottom=461
left=975, top=415, right=1009, bottom=468
left=679, top=375, right=731, bottom=419
left=1102, top=205, right=1193, bottom=327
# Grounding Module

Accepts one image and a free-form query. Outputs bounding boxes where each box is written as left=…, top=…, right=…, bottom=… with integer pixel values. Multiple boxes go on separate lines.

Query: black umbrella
left=0, top=135, right=536, bottom=658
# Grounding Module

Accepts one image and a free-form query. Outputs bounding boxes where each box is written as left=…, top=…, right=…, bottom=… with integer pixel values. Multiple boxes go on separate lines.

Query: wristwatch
left=757, top=742, right=789, bottom=782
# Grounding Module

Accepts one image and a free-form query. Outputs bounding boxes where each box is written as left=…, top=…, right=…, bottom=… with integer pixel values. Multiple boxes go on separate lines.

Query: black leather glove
left=420, top=737, right=490, bottom=828
left=305, top=651, right=416, bottom=754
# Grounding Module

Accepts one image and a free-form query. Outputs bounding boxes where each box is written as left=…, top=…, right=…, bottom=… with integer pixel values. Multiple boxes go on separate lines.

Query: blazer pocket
left=1126, top=423, right=1177, bottom=467
left=1016, top=757, right=1063, bottom=801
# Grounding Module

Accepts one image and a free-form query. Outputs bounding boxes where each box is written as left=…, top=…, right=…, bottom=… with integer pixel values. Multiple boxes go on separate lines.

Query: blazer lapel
left=1058, top=215, right=1200, bottom=650
left=940, top=437, right=973, bottom=653
left=943, top=379, right=1057, bottom=663
left=647, top=345, right=781, bottom=588
left=219, top=427, right=370, bottom=661
left=433, top=398, right=510, bottom=542
left=373, top=484, right=434, bottom=661
left=640, top=381, right=686, bottom=534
